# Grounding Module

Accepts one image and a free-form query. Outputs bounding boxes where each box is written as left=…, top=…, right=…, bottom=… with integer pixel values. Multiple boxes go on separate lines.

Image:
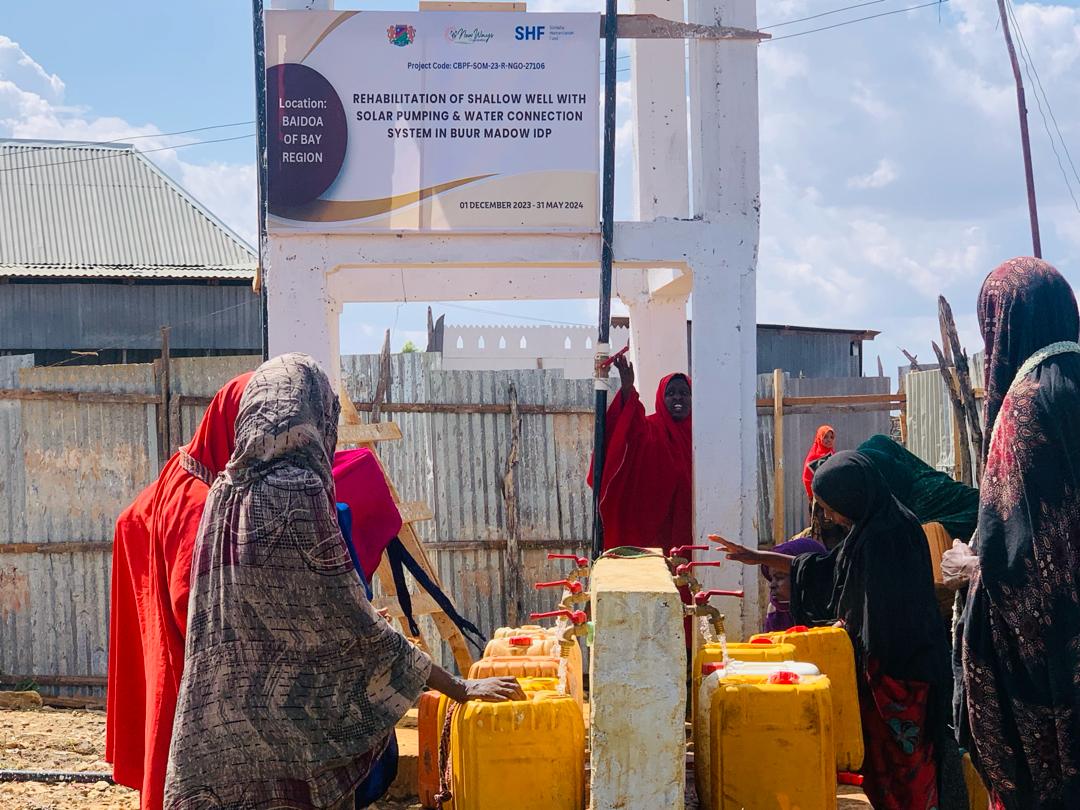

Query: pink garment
left=332, top=449, right=403, bottom=579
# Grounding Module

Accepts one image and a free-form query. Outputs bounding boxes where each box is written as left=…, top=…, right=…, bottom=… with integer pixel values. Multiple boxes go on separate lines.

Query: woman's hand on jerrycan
left=709, top=534, right=761, bottom=566
left=463, top=677, right=526, bottom=703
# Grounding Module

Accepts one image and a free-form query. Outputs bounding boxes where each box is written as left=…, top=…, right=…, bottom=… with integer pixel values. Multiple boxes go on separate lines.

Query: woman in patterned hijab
left=959, top=258, right=1080, bottom=809
left=165, top=354, right=520, bottom=809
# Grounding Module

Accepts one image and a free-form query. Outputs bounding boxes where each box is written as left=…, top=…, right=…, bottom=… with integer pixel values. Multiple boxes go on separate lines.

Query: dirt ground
left=1, top=707, right=867, bottom=810
left=0, top=708, right=420, bottom=810
left=0, top=707, right=137, bottom=810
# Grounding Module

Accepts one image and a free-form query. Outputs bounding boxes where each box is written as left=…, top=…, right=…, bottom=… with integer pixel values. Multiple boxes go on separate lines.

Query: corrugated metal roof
left=0, top=139, right=255, bottom=280
left=0, top=263, right=253, bottom=279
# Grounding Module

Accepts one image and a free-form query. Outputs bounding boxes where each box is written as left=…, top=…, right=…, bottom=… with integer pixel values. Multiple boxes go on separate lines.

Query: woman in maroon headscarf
left=959, top=258, right=1080, bottom=809
left=760, top=535, right=826, bottom=632
left=589, top=354, right=692, bottom=553
left=107, top=372, right=253, bottom=810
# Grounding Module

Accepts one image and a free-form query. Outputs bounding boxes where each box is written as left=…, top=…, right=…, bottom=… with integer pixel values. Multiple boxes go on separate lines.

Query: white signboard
left=264, top=10, right=600, bottom=233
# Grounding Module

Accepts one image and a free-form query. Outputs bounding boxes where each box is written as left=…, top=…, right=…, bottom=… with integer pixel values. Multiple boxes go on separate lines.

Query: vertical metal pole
left=996, top=0, right=1041, bottom=258
left=252, top=0, right=270, bottom=359
left=591, top=10, right=619, bottom=560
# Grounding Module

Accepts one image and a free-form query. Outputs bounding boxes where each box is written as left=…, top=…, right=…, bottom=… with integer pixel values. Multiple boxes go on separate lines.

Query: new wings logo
left=387, top=24, right=417, bottom=47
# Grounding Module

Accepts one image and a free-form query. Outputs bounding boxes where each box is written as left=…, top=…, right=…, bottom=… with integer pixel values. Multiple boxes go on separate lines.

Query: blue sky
left=3, top=0, right=1080, bottom=376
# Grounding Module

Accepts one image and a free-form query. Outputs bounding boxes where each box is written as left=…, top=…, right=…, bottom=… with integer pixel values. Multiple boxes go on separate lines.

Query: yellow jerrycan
left=468, top=653, right=584, bottom=708
left=450, top=677, right=585, bottom=810
left=710, top=671, right=837, bottom=810
left=484, top=624, right=585, bottom=706
left=750, top=625, right=863, bottom=771
left=691, top=639, right=796, bottom=727
left=694, top=661, right=821, bottom=810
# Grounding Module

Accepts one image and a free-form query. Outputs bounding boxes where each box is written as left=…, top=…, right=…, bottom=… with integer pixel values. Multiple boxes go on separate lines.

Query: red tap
left=598, top=342, right=630, bottom=369
left=548, top=553, right=590, bottom=568
left=675, top=560, right=725, bottom=576
left=535, top=579, right=583, bottom=595
left=530, top=609, right=588, bottom=625
left=669, top=545, right=709, bottom=558
left=838, top=773, right=864, bottom=787
left=693, top=589, right=746, bottom=605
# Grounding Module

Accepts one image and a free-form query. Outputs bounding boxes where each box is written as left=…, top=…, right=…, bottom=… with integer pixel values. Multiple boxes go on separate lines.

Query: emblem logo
left=387, top=25, right=416, bottom=47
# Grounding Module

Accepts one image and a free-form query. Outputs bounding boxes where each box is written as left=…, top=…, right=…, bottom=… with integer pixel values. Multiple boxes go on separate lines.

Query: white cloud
left=846, top=159, right=898, bottom=190
left=759, top=45, right=808, bottom=87
left=754, top=0, right=1080, bottom=376
left=0, top=35, right=256, bottom=245
left=0, top=35, right=63, bottom=101
left=850, top=81, right=895, bottom=121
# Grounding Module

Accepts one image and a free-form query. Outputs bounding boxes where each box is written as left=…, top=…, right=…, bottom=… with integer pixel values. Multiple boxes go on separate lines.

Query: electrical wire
left=764, top=0, right=949, bottom=42
left=109, top=121, right=255, bottom=143
left=595, top=0, right=946, bottom=64
left=41, top=298, right=259, bottom=368
left=0, top=134, right=255, bottom=175
left=439, top=301, right=592, bottom=327
left=0, top=121, right=255, bottom=166
left=760, top=0, right=890, bottom=30
left=598, top=0, right=949, bottom=76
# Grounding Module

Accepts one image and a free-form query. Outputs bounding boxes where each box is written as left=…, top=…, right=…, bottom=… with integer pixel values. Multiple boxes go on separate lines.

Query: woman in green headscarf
left=856, top=435, right=979, bottom=542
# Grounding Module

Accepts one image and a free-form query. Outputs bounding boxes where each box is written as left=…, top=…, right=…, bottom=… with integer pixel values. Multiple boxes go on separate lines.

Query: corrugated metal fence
left=904, top=354, right=985, bottom=473
left=755, top=374, right=893, bottom=544
left=340, top=353, right=596, bottom=667
left=1, top=352, right=900, bottom=687
left=0, top=356, right=259, bottom=696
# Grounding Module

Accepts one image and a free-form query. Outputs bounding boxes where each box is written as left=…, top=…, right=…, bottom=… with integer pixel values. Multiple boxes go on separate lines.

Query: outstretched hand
left=613, top=353, right=635, bottom=395
left=709, top=534, right=762, bottom=566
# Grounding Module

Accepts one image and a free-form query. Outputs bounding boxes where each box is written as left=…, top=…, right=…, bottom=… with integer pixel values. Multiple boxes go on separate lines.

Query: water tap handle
left=675, top=560, right=725, bottom=576
left=694, top=589, right=746, bottom=605
left=535, top=579, right=583, bottom=595
left=669, top=545, right=709, bottom=558
left=530, top=609, right=588, bottom=626
left=547, top=553, right=590, bottom=568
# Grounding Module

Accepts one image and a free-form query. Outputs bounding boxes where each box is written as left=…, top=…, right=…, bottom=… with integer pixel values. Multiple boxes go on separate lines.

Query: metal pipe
left=252, top=0, right=270, bottom=359
left=0, top=770, right=114, bottom=785
left=591, top=0, right=620, bottom=561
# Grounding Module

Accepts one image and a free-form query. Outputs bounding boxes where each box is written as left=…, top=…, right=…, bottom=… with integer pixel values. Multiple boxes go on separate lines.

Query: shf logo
left=514, top=25, right=545, bottom=40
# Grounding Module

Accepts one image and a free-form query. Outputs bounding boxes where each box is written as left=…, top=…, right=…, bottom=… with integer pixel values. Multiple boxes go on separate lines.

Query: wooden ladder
left=338, top=390, right=475, bottom=674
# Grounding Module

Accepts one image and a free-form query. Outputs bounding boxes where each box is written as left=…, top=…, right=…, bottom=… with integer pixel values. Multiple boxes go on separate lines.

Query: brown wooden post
left=772, top=369, right=785, bottom=545
left=502, top=383, right=524, bottom=626
left=996, top=0, right=1042, bottom=257
left=371, top=330, right=391, bottom=424
left=940, top=295, right=985, bottom=480
left=158, top=327, right=171, bottom=467
left=898, top=374, right=909, bottom=446
left=169, top=395, right=183, bottom=457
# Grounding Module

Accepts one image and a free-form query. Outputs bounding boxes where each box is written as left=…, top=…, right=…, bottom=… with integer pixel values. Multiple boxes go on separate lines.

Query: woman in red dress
left=589, top=353, right=692, bottom=553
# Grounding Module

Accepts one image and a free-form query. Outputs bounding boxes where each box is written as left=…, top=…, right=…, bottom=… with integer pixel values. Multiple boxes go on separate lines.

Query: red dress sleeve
left=588, top=388, right=646, bottom=489
left=105, top=488, right=154, bottom=789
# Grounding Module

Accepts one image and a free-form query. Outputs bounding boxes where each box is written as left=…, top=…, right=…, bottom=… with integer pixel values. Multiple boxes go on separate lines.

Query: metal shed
left=0, top=139, right=261, bottom=365
left=755, top=324, right=879, bottom=378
